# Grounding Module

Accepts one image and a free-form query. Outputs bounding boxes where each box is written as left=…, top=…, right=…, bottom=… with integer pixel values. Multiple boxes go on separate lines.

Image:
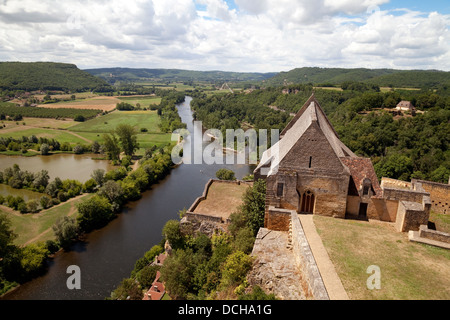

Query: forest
left=191, top=84, right=450, bottom=184
left=0, top=62, right=112, bottom=92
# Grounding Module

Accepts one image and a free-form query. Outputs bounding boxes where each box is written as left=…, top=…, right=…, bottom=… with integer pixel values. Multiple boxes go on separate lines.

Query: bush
left=40, top=143, right=49, bottom=155
left=73, top=145, right=84, bottom=155
left=216, top=168, right=236, bottom=181
left=76, top=195, right=114, bottom=232
left=74, top=115, right=85, bottom=122
left=137, top=265, right=160, bottom=289
left=40, top=195, right=51, bottom=210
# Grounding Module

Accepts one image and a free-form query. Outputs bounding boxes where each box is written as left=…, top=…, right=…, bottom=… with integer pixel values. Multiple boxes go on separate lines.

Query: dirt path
left=298, top=214, right=349, bottom=300
left=65, top=130, right=93, bottom=144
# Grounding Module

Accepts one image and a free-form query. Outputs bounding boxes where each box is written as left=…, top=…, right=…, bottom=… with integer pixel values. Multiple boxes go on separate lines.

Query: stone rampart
left=265, top=206, right=291, bottom=231
left=413, top=179, right=450, bottom=215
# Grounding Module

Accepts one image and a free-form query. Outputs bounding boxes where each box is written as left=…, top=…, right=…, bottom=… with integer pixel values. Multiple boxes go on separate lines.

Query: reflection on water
left=0, top=154, right=116, bottom=183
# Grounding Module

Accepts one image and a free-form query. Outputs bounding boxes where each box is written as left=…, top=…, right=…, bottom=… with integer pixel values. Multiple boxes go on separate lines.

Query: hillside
left=85, top=67, right=277, bottom=84
left=0, top=62, right=111, bottom=92
left=265, top=67, right=450, bottom=88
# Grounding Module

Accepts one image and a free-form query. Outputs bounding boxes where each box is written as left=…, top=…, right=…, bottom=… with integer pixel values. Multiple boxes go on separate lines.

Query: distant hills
left=265, top=67, right=450, bottom=88
left=86, top=66, right=450, bottom=89
left=1, top=62, right=449, bottom=92
left=0, top=62, right=110, bottom=92
left=85, top=67, right=277, bottom=84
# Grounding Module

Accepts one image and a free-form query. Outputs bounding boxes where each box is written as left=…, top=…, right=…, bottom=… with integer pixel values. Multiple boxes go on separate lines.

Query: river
left=3, top=96, right=253, bottom=300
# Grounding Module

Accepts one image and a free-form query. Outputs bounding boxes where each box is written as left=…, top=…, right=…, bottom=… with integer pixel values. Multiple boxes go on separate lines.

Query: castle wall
left=412, top=179, right=450, bottom=215
left=367, top=198, right=398, bottom=222
left=290, top=211, right=329, bottom=300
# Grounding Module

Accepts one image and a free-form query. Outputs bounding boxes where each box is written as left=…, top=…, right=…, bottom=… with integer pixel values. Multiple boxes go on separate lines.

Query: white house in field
left=396, top=100, right=416, bottom=112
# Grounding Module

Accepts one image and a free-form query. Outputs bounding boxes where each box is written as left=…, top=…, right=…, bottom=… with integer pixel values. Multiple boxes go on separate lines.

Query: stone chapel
left=254, top=94, right=433, bottom=232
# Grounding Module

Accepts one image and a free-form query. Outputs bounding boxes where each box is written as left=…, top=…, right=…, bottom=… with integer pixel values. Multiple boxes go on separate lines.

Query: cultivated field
left=38, top=96, right=120, bottom=112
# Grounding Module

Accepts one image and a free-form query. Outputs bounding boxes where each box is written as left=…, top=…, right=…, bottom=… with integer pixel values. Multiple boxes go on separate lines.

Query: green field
left=117, top=96, right=162, bottom=106
left=0, top=127, right=89, bottom=145
left=69, top=110, right=172, bottom=153
left=0, top=109, right=172, bottom=156
left=69, top=110, right=161, bottom=133
left=1, top=194, right=91, bottom=246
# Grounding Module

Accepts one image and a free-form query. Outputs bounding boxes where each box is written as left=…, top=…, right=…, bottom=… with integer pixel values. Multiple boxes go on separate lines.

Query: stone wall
left=413, top=179, right=450, bottom=215
left=290, top=211, right=329, bottom=300
left=382, top=187, right=428, bottom=204
left=186, top=179, right=253, bottom=224
left=396, top=201, right=429, bottom=232
left=419, top=225, right=450, bottom=244
left=265, top=206, right=291, bottom=231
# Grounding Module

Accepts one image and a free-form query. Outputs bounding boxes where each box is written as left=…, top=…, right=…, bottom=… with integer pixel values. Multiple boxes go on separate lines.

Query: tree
left=91, top=169, right=105, bottom=186
left=74, top=115, right=85, bottom=122
left=161, top=248, right=197, bottom=300
left=110, top=278, right=142, bottom=300
left=40, top=196, right=51, bottom=210
left=91, top=141, right=101, bottom=154
left=115, top=124, right=139, bottom=157
left=98, top=180, right=124, bottom=211
left=52, top=216, right=78, bottom=249
left=20, top=242, right=49, bottom=278
left=40, top=143, right=49, bottom=156
left=73, top=145, right=84, bottom=154
left=0, top=213, right=17, bottom=260
left=220, top=251, right=253, bottom=287
left=216, top=168, right=236, bottom=181
left=76, top=195, right=113, bottom=232
left=237, top=179, right=266, bottom=236
left=162, top=220, right=184, bottom=250
left=102, top=132, right=121, bottom=162
left=32, top=170, right=50, bottom=190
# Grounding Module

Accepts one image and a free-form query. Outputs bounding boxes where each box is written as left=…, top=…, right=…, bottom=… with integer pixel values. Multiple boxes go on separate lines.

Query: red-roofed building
left=142, top=271, right=165, bottom=301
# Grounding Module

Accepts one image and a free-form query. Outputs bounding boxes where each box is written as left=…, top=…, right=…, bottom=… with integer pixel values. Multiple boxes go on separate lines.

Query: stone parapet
left=290, top=211, right=329, bottom=300
left=419, top=225, right=450, bottom=244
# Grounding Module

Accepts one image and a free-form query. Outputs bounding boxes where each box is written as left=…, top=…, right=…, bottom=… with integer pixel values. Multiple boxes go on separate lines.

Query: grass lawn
left=117, top=96, right=162, bottom=106
left=193, top=181, right=250, bottom=219
left=69, top=110, right=162, bottom=134
left=2, top=194, right=91, bottom=246
left=0, top=127, right=88, bottom=145
left=313, top=215, right=450, bottom=300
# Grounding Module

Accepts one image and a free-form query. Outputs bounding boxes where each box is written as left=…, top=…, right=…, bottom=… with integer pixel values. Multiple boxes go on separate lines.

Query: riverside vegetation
left=0, top=92, right=185, bottom=296
left=109, top=178, right=276, bottom=300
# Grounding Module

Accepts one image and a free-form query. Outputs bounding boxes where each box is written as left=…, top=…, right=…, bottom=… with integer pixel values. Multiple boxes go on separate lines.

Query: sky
left=0, top=0, right=449, bottom=72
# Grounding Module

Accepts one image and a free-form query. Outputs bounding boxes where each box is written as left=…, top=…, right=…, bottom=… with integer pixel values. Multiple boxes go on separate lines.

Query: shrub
left=74, top=115, right=85, bottom=122
left=73, top=145, right=84, bottom=155
left=215, top=168, right=236, bottom=181
left=40, top=143, right=49, bottom=155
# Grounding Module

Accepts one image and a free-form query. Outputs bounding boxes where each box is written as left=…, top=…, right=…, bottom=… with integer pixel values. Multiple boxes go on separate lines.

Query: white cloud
left=0, top=0, right=448, bottom=72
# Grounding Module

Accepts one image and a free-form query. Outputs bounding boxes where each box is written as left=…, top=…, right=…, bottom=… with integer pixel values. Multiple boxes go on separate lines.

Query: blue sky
left=381, top=0, right=450, bottom=14
left=0, top=0, right=449, bottom=72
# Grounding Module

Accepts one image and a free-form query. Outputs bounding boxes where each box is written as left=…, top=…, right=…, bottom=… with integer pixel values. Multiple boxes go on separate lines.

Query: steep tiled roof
left=340, top=157, right=382, bottom=198
left=255, top=94, right=356, bottom=176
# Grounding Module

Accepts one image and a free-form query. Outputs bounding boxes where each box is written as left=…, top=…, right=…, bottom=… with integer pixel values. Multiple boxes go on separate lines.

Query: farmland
left=0, top=102, right=103, bottom=119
